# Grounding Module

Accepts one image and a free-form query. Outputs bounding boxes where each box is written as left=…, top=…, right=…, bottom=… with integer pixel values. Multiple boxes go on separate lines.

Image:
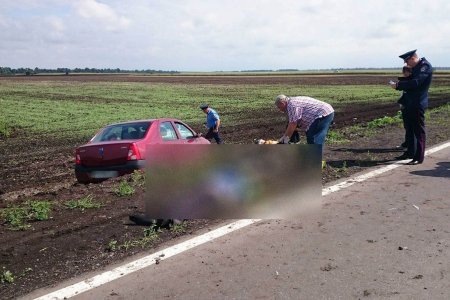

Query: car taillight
left=75, top=149, right=81, bottom=165
left=127, top=143, right=141, bottom=160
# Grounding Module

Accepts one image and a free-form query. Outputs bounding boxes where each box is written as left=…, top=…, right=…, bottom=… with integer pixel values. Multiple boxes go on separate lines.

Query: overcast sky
left=1, top=0, right=449, bottom=71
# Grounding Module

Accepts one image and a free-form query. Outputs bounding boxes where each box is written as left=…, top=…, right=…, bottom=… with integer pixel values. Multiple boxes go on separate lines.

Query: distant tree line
left=0, top=67, right=180, bottom=76
left=1, top=66, right=448, bottom=76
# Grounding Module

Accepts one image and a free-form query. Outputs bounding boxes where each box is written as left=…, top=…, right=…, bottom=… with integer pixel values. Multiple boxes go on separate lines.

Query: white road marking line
left=424, top=141, right=450, bottom=155
left=322, top=141, right=450, bottom=196
left=33, top=219, right=260, bottom=300
left=322, top=162, right=404, bottom=196
left=33, top=141, right=450, bottom=300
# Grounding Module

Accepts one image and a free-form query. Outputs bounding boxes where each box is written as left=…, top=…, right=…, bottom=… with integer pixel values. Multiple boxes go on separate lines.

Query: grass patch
left=366, top=112, right=402, bottom=129
left=114, top=180, right=135, bottom=196
left=171, top=222, right=187, bottom=234
left=143, top=226, right=160, bottom=240
left=134, top=227, right=160, bottom=248
left=1, top=268, right=15, bottom=284
left=337, top=104, right=450, bottom=143
left=326, top=129, right=350, bottom=144
left=29, top=201, right=52, bottom=220
left=1, top=206, right=31, bottom=230
left=429, top=102, right=450, bottom=114
left=131, top=170, right=146, bottom=187
left=64, top=194, right=102, bottom=211
left=110, top=226, right=160, bottom=252
left=0, top=118, right=12, bottom=138
left=106, top=240, right=118, bottom=252
left=1, top=200, right=52, bottom=230
left=428, top=103, right=450, bottom=126
left=335, top=112, right=403, bottom=142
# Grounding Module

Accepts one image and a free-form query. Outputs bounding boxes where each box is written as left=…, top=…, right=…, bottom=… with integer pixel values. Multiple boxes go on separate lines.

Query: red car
left=75, top=118, right=210, bottom=183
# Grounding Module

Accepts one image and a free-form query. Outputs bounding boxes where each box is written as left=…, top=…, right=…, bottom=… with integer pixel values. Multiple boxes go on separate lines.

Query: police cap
left=199, top=104, right=209, bottom=110
left=399, top=49, right=417, bottom=61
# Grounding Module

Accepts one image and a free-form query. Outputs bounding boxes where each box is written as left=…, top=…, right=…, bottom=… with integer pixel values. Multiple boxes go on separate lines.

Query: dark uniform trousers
left=397, top=77, right=412, bottom=152
left=406, top=108, right=426, bottom=162
left=401, top=108, right=414, bottom=154
left=205, top=128, right=223, bottom=144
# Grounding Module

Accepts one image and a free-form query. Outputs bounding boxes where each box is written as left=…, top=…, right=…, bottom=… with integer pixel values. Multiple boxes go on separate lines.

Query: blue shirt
left=206, top=108, right=220, bottom=129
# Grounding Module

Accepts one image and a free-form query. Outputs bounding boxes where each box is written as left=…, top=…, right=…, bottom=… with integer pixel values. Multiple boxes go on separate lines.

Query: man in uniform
left=200, top=104, right=224, bottom=144
left=389, top=49, right=433, bottom=164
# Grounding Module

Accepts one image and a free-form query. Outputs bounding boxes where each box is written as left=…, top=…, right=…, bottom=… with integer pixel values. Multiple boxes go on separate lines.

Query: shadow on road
left=410, top=162, right=450, bottom=178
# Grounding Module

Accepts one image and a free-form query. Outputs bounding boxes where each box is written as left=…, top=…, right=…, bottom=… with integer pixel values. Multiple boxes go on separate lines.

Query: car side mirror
left=194, top=132, right=203, bottom=138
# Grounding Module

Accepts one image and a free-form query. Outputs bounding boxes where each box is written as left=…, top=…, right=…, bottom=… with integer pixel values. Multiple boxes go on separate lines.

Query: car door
left=174, top=121, right=199, bottom=144
left=159, top=121, right=181, bottom=144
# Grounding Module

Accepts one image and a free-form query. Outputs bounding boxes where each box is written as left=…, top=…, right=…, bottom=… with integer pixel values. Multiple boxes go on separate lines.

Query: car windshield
left=91, top=122, right=151, bottom=143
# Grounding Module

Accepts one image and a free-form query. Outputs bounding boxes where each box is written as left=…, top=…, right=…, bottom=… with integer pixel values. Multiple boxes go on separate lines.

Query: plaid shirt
left=286, top=96, right=334, bottom=131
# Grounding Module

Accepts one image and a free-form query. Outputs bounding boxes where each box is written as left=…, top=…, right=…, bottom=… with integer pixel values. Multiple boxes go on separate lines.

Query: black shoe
left=129, top=215, right=175, bottom=228
left=395, top=153, right=413, bottom=160
left=396, top=143, right=407, bottom=149
left=407, top=159, right=423, bottom=165
left=129, top=214, right=155, bottom=226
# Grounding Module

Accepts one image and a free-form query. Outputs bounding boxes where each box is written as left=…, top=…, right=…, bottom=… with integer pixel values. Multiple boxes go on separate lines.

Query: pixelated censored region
left=145, top=144, right=321, bottom=219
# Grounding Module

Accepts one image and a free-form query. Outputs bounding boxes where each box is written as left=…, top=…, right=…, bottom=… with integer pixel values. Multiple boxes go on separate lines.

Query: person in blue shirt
left=200, top=104, right=224, bottom=144
left=389, top=49, right=433, bottom=164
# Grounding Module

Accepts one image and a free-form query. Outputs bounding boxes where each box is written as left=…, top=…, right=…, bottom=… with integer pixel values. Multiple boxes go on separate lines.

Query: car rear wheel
left=75, top=171, right=106, bottom=184
left=75, top=171, right=91, bottom=184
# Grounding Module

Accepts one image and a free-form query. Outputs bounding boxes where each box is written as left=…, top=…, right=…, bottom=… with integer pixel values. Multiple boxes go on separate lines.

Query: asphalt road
left=24, top=142, right=450, bottom=300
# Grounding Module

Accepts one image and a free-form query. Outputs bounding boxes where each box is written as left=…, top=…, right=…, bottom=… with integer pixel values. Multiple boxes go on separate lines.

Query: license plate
left=90, top=171, right=119, bottom=178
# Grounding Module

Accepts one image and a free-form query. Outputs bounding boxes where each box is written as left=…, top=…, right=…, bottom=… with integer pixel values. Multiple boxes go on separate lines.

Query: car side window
left=175, top=122, right=194, bottom=139
left=160, top=122, right=178, bottom=141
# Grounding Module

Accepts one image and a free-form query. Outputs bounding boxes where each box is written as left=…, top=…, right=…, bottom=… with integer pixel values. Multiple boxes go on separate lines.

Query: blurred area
left=145, top=145, right=321, bottom=219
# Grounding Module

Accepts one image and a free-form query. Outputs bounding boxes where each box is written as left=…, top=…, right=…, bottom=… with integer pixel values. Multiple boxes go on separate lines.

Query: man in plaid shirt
left=275, top=95, right=334, bottom=147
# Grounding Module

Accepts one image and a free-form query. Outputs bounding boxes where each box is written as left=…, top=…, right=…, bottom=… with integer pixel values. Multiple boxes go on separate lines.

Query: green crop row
left=1, top=79, right=449, bottom=140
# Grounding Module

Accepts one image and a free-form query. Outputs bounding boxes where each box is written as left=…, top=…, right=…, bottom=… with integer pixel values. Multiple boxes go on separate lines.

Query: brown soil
left=1, top=73, right=449, bottom=86
left=1, top=74, right=392, bottom=85
left=1, top=74, right=449, bottom=299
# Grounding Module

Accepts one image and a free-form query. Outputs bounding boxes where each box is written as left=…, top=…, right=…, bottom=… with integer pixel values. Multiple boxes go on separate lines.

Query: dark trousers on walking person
left=406, top=108, right=426, bottom=163
left=205, top=128, right=223, bottom=144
